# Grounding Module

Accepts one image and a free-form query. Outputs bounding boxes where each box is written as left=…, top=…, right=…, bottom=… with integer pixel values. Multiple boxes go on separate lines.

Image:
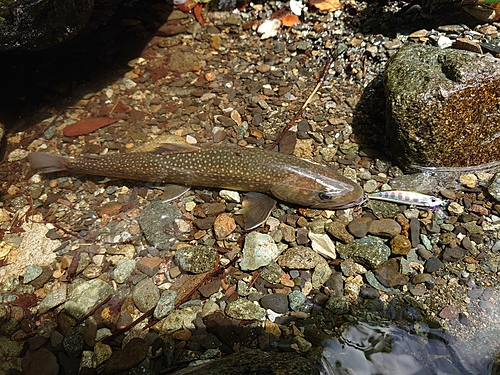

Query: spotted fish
left=368, top=190, right=444, bottom=209
left=28, top=143, right=363, bottom=229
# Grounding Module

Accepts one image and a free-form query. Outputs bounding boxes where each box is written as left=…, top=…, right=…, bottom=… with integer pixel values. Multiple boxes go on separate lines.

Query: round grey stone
left=132, top=278, right=160, bottom=313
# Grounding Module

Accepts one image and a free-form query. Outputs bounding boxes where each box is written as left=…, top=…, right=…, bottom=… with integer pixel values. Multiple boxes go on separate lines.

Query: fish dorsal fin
left=154, top=143, right=200, bottom=155
left=162, top=184, right=191, bottom=201
left=238, top=192, right=277, bottom=230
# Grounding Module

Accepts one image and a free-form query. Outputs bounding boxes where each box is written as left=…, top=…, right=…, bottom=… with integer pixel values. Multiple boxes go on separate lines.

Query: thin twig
left=103, top=306, right=155, bottom=344
left=269, top=58, right=334, bottom=151
left=77, top=294, right=112, bottom=324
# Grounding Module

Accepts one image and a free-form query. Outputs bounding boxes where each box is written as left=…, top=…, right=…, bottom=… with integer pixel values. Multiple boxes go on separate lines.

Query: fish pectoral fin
left=161, top=184, right=191, bottom=201
left=154, top=143, right=200, bottom=155
left=238, top=192, right=276, bottom=230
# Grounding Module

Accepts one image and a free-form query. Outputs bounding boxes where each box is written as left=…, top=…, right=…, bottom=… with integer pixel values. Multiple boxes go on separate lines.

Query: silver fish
left=368, top=190, right=444, bottom=208
left=28, top=143, right=363, bottom=229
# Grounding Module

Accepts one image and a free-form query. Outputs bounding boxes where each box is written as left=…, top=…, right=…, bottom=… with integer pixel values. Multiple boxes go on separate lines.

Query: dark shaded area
left=0, top=0, right=95, bottom=51
left=0, top=0, right=173, bottom=133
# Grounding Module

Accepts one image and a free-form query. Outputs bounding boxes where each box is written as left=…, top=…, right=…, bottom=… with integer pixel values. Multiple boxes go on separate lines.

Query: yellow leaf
left=311, top=0, right=343, bottom=12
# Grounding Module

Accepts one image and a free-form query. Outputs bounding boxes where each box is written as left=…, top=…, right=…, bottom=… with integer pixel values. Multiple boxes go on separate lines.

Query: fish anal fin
left=238, top=192, right=276, bottom=230
left=162, top=184, right=191, bottom=201
left=154, top=143, right=200, bottom=155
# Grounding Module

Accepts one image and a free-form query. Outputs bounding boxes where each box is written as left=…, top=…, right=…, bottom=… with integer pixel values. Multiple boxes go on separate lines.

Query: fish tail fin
left=28, top=152, right=69, bottom=173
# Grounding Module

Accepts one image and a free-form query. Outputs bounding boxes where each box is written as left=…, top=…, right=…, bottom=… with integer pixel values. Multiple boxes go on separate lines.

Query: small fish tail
left=28, top=152, right=69, bottom=173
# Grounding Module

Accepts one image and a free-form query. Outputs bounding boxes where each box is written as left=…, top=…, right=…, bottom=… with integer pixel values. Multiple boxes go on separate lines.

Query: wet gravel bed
left=2, top=1, right=500, bottom=374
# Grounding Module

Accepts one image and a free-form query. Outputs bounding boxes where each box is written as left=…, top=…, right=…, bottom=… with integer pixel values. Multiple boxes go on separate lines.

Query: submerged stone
left=385, top=44, right=500, bottom=168
left=337, top=237, right=391, bottom=269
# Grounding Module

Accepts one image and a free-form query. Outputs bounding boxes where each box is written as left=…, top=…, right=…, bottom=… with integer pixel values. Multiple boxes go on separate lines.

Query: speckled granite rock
left=385, top=43, right=500, bottom=168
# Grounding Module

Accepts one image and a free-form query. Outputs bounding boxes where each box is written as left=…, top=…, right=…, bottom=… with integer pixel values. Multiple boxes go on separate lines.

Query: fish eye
left=318, top=192, right=332, bottom=200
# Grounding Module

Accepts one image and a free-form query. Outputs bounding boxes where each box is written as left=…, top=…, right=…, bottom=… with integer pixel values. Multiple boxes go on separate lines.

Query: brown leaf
left=63, top=116, right=127, bottom=137
left=280, top=14, right=300, bottom=27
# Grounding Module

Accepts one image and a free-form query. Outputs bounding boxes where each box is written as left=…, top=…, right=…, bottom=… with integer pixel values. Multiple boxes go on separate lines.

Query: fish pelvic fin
left=238, top=192, right=277, bottom=230
left=28, top=152, right=69, bottom=174
left=161, top=184, right=191, bottom=201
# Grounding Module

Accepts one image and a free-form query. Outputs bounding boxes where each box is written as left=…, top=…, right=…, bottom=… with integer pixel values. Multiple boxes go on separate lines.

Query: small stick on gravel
left=77, top=294, right=112, bottom=325
left=103, top=306, right=155, bottom=345
left=247, top=269, right=261, bottom=291
left=269, top=57, right=334, bottom=151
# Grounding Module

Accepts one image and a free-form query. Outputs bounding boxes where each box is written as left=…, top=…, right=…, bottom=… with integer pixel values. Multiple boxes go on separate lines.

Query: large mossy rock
left=384, top=44, right=500, bottom=168
left=0, top=0, right=94, bottom=51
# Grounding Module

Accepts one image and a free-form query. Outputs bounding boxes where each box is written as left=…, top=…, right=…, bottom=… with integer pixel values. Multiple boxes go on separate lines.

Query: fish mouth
left=312, top=196, right=365, bottom=210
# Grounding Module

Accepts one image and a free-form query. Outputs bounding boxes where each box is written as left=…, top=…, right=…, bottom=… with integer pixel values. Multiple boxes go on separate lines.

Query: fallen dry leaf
left=280, top=14, right=300, bottom=27
left=309, top=0, right=343, bottom=12
left=63, top=116, right=127, bottom=137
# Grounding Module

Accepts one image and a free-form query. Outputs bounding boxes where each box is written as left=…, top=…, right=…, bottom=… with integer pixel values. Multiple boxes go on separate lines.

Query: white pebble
left=257, top=19, right=281, bottom=39
left=437, top=35, right=453, bottom=49
left=219, top=190, right=240, bottom=203
left=185, top=201, right=196, bottom=211
left=185, top=135, right=197, bottom=144
left=266, top=309, right=281, bottom=322
left=308, top=232, right=336, bottom=259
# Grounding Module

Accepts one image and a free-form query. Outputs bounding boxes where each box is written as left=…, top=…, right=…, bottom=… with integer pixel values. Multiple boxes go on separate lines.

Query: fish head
left=422, top=195, right=445, bottom=209
left=270, top=167, right=363, bottom=209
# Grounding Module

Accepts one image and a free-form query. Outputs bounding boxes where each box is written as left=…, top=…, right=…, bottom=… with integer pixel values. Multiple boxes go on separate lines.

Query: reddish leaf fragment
left=150, top=65, right=170, bottom=83
left=193, top=4, right=206, bottom=27
left=63, top=116, right=127, bottom=137
left=12, top=293, right=37, bottom=307
left=281, top=14, right=300, bottom=27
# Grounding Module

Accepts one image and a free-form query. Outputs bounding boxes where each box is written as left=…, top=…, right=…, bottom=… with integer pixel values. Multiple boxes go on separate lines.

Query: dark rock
left=442, top=247, right=466, bottom=262
left=323, top=271, right=344, bottom=296
left=412, top=273, right=435, bottom=285
left=325, top=296, right=348, bottom=315
left=260, top=294, right=289, bottom=314
left=29, top=266, right=53, bottom=289
left=409, top=218, right=420, bottom=248
left=191, top=333, right=221, bottom=350
left=359, top=286, right=380, bottom=299
left=368, top=219, right=401, bottom=238
left=62, top=326, right=85, bottom=357
left=168, top=348, right=318, bottom=375
left=417, top=246, right=433, bottom=260
left=439, top=305, right=458, bottom=319
left=385, top=44, right=500, bottom=167
left=347, top=216, right=372, bottom=238
left=373, top=259, right=408, bottom=287
left=104, top=338, right=149, bottom=374
left=0, top=0, right=94, bottom=51
left=22, top=348, right=59, bottom=375
left=425, top=256, right=444, bottom=272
